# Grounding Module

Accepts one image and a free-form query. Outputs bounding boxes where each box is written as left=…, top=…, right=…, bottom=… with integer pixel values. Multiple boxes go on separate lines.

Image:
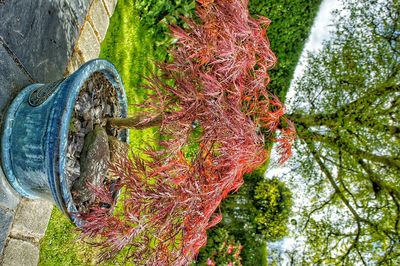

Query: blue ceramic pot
left=1, top=59, right=128, bottom=225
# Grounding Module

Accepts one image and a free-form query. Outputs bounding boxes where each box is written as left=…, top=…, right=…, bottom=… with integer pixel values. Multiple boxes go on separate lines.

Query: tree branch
left=305, top=141, right=363, bottom=261
left=358, top=159, right=400, bottom=200
left=289, top=84, right=399, bottom=128
left=302, top=194, right=335, bottom=232
left=306, top=132, right=400, bottom=170
left=107, top=114, right=162, bottom=130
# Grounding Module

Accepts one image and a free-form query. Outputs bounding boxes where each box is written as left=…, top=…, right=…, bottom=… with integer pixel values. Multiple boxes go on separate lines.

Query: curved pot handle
left=28, top=78, right=65, bottom=107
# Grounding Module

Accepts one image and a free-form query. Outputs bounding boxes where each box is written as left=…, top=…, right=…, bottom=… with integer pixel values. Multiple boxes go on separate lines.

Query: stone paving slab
left=65, top=50, right=85, bottom=76
left=0, top=168, right=20, bottom=210
left=0, top=0, right=91, bottom=83
left=75, top=21, right=101, bottom=62
left=89, top=0, right=110, bottom=41
left=0, top=42, right=31, bottom=116
left=0, top=208, right=13, bottom=256
left=102, top=0, right=118, bottom=17
left=10, top=199, right=53, bottom=242
left=2, top=238, right=39, bottom=266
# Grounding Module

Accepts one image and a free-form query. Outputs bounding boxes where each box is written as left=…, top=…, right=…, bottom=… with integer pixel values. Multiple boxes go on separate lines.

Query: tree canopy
left=196, top=173, right=292, bottom=265
left=221, top=174, right=292, bottom=242
left=286, top=0, right=400, bottom=263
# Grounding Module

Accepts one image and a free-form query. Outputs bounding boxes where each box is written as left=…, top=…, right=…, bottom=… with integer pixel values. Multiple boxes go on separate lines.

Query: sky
left=264, top=0, right=343, bottom=260
left=285, top=0, right=343, bottom=112
left=266, top=0, right=342, bottom=178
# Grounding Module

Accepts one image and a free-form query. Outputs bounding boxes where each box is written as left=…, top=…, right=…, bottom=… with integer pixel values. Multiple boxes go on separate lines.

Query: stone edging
left=66, top=0, right=118, bottom=75
left=0, top=0, right=117, bottom=265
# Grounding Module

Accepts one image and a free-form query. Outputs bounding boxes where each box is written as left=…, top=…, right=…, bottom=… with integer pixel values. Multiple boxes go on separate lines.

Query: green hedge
left=249, top=0, right=322, bottom=100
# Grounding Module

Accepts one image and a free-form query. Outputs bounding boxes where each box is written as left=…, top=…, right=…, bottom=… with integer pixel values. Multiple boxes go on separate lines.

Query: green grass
left=38, top=208, right=98, bottom=266
left=99, top=0, right=160, bottom=155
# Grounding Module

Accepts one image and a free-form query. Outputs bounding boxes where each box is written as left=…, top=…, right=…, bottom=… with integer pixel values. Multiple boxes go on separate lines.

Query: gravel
left=65, top=72, right=121, bottom=212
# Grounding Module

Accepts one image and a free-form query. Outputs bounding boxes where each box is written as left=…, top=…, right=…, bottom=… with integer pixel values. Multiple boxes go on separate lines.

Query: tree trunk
left=107, top=114, right=162, bottom=130
left=288, top=84, right=399, bottom=130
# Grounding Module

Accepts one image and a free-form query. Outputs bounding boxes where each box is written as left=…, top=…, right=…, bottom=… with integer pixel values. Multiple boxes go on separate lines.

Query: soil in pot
left=66, top=72, right=128, bottom=213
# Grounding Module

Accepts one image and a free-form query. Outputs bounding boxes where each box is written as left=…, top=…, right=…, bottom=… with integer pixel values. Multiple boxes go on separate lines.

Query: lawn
left=39, top=0, right=321, bottom=265
left=39, top=1, right=158, bottom=264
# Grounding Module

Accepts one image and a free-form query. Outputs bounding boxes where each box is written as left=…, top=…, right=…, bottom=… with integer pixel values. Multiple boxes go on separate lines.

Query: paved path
left=0, top=0, right=117, bottom=265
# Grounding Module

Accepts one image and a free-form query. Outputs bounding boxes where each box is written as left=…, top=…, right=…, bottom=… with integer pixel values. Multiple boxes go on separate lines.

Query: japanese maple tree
left=79, top=0, right=295, bottom=264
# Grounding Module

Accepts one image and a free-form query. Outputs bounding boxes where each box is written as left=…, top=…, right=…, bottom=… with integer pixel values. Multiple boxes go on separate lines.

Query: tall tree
left=215, top=173, right=292, bottom=264
left=220, top=174, right=292, bottom=242
left=286, top=0, right=400, bottom=264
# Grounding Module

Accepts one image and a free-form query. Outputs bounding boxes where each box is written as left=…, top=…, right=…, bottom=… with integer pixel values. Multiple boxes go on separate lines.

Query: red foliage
left=78, top=0, right=295, bottom=264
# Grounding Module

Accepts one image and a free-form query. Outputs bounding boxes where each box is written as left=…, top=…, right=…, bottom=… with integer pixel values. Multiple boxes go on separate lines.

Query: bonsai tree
left=78, top=0, right=296, bottom=264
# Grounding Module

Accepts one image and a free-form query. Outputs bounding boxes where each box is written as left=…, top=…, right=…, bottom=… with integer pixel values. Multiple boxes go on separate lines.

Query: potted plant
left=1, top=0, right=296, bottom=264
left=1, top=59, right=129, bottom=225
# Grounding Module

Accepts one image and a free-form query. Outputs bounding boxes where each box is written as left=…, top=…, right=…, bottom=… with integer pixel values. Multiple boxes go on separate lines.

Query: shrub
left=78, top=0, right=295, bottom=264
left=195, top=227, right=243, bottom=266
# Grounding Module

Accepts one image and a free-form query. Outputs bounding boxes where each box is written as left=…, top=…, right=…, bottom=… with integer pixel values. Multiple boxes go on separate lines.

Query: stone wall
left=0, top=0, right=117, bottom=264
